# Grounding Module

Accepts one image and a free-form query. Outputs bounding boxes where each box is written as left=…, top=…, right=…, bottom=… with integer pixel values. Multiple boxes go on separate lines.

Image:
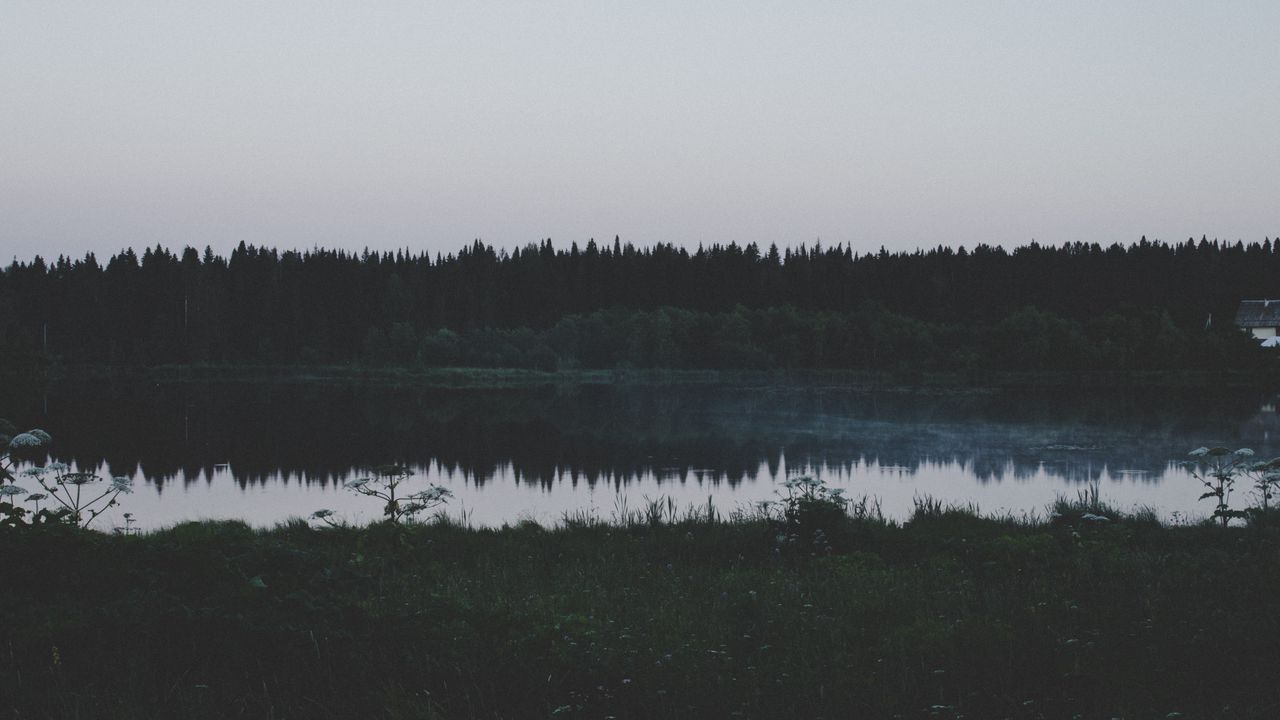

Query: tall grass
left=6, top=492, right=1280, bottom=718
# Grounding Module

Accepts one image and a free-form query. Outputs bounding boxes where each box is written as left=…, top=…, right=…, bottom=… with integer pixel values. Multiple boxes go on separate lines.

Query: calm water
left=6, top=377, right=1280, bottom=530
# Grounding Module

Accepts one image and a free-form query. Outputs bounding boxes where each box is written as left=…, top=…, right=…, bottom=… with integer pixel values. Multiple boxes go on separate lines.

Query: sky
left=3, top=1, right=1279, bottom=262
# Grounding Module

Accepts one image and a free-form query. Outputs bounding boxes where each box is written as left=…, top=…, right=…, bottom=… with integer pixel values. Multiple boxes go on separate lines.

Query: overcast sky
left=3, top=1, right=1278, bottom=261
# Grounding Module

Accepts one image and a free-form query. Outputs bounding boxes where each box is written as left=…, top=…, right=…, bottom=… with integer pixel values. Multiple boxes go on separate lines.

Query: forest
left=0, top=236, right=1274, bottom=371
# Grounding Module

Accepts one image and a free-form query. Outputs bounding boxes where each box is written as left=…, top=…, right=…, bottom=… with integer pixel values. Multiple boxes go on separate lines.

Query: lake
left=5, top=374, right=1279, bottom=530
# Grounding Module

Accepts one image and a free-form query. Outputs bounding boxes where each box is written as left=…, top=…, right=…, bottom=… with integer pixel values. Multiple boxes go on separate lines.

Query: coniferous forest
left=2, top=236, right=1275, bottom=372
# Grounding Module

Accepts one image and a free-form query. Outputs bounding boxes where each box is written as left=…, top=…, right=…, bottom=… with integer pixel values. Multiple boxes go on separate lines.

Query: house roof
left=1235, top=300, right=1280, bottom=327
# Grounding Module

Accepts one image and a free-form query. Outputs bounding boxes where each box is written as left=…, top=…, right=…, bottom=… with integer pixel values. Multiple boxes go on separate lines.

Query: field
left=6, top=500, right=1280, bottom=719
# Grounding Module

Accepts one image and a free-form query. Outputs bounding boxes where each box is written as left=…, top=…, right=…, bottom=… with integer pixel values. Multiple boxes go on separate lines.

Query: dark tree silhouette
left=0, top=236, right=1271, bottom=371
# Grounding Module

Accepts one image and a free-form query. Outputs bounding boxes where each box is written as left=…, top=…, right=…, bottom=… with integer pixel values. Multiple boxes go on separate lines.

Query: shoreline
left=43, top=362, right=1280, bottom=391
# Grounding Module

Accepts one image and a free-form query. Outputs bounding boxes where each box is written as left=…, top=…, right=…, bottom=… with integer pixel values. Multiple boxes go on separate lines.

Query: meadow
left=5, top=495, right=1280, bottom=719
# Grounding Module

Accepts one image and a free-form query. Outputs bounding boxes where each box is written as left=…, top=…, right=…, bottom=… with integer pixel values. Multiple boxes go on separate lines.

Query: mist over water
left=7, top=377, right=1278, bottom=529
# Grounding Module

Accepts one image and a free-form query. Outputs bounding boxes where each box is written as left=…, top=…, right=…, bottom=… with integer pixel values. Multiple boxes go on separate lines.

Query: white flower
left=110, top=476, right=134, bottom=493
left=1236, top=448, right=1255, bottom=457
left=344, top=478, right=370, bottom=490
left=1188, top=447, right=1209, bottom=458
left=20, top=467, right=45, bottom=477
left=0, top=485, right=28, bottom=497
left=47, top=462, right=69, bottom=472
left=412, top=486, right=451, bottom=502
left=29, top=429, right=51, bottom=444
left=8, top=433, right=43, bottom=449
left=25, top=493, right=46, bottom=502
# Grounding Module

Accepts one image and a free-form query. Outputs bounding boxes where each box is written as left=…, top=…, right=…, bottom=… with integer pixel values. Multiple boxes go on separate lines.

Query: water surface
left=6, top=377, right=1278, bottom=529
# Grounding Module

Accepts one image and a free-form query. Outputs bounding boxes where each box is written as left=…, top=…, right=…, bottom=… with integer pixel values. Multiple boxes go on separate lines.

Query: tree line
left=0, top=236, right=1273, bottom=370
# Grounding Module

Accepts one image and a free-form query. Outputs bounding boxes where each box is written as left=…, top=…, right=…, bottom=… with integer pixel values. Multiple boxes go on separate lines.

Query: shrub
left=1186, top=446, right=1254, bottom=527
left=769, top=475, right=871, bottom=552
left=313, top=464, right=450, bottom=526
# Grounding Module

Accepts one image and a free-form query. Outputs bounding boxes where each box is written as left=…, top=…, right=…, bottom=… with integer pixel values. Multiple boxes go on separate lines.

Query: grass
left=5, top=505, right=1280, bottom=719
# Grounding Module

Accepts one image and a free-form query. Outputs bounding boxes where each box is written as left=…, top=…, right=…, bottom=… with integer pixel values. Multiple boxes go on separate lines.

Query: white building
left=1235, top=300, right=1280, bottom=339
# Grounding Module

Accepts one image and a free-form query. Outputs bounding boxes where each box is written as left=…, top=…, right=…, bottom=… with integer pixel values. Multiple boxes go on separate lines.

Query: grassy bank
left=6, top=505, right=1280, bottom=719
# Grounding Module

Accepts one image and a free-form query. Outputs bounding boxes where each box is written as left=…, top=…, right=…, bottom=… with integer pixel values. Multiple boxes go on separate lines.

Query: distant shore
left=43, top=362, right=1280, bottom=391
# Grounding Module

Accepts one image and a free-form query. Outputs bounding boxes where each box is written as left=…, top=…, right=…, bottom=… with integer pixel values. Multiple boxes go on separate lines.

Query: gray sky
left=3, top=1, right=1278, bottom=261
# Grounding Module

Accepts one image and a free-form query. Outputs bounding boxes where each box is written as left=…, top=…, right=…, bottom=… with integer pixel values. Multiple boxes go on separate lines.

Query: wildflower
left=311, top=509, right=335, bottom=519
left=414, top=486, right=452, bottom=502
left=8, top=433, right=44, bottom=449
left=0, top=485, right=28, bottom=497
left=25, top=493, right=47, bottom=502
left=344, top=478, right=370, bottom=490
left=47, top=462, right=69, bottom=472
left=110, top=476, right=134, bottom=493
left=29, top=429, right=51, bottom=444
left=20, top=467, right=45, bottom=477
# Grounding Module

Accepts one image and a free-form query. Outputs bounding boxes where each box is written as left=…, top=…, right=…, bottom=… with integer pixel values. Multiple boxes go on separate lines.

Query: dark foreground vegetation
left=6, top=498, right=1280, bottom=719
left=2, top=237, right=1274, bottom=371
